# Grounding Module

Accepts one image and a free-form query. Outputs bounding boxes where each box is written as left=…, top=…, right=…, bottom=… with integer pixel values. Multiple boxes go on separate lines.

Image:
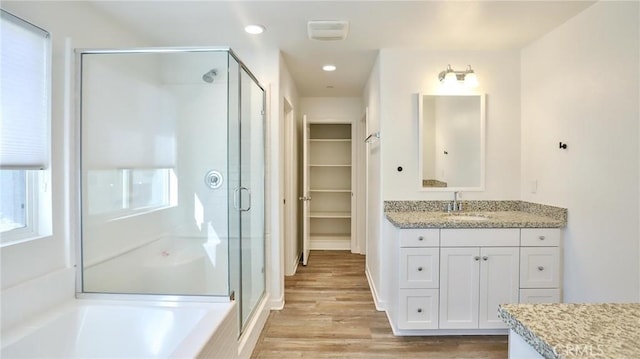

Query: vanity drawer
left=520, top=247, right=560, bottom=288
left=519, top=288, right=561, bottom=303
left=521, top=228, right=561, bottom=247
left=397, top=289, right=439, bottom=330
left=440, top=228, right=520, bottom=247
left=399, top=229, right=439, bottom=247
left=399, top=248, right=439, bottom=289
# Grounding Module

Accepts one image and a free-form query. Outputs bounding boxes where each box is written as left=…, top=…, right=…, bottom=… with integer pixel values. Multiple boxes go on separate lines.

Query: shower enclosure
left=76, top=48, right=265, bottom=332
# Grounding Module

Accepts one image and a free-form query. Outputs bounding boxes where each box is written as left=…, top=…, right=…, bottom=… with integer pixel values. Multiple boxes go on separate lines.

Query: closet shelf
left=310, top=211, right=351, bottom=219
left=309, top=234, right=351, bottom=240
left=310, top=139, right=352, bottom=142
left=309, top=189, right=351, bottom=193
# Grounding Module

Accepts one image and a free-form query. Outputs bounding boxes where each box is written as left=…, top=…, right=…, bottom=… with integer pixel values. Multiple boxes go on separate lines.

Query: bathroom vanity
left=383, top=200, right=567, bottom=336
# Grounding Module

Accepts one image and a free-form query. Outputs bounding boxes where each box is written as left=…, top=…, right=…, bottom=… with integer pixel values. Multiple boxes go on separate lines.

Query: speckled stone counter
left=499, top=303, right=640, bottom=359
left=384, top=200, right=566, bottom=229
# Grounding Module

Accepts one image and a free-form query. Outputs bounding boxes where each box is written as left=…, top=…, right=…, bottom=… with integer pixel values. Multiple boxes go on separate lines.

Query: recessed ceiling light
left=245, top=25, right=265, bottom=35
left=322, top=65, right=336, bottom=72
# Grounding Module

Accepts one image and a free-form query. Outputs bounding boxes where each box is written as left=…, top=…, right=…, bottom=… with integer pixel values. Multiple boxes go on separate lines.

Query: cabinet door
left=397, top=289, right=439, bottom=330
left=478, top=247, right=519, bottom=329
left=439, top=247, right=480, bottom=329
left=399, top=248, right=439, bottom=289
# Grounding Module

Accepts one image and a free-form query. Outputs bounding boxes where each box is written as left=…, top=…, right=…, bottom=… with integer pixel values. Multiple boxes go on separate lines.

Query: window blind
left=0, top=10, right=50, bottom=169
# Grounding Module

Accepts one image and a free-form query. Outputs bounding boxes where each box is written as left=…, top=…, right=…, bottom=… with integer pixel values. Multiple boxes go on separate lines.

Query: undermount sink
left=445, top=214, right=489, bottom=221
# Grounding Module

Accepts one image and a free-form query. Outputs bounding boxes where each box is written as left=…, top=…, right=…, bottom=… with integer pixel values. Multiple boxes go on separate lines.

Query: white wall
left=362, top=56, right=385, bottom=308
left=275, top=53, right=300, bottom=305
left=300, top=97, right=363, bottom=121
left=379, top=49, right=521, bottom=201
left=521, top=1, right=640, bottom=302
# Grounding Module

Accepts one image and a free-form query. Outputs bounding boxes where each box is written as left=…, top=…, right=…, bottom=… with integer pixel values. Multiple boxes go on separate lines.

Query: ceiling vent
left=307, top=20, right=349, bottom=41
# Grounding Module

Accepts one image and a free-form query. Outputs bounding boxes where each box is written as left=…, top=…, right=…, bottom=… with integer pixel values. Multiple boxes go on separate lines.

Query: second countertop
left=499, top=303, right=640, bottom=359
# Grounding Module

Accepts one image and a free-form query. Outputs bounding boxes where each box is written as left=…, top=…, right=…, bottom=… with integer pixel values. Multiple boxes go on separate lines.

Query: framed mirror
left=417, top=93, right=485, bottom=191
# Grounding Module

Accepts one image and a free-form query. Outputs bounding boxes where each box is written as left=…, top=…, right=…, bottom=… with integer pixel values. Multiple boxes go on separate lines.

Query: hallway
left=251, top=250, right=508, bottom=358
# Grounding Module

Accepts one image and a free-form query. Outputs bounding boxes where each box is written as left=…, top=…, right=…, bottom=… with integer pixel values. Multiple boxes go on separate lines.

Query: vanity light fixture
left=244, top=24, right=265, bottom=35
left=438, top=64, right=479, bottom=88
left=322, top=64, right=336, bottom=72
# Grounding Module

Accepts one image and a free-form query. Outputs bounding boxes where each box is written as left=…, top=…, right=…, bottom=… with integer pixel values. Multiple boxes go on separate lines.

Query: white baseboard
left=365, top=265, right=385, bottom=311
left=269, top=292, right=284, bottom=310
left=285, top=253, right=301, bottom=276
left=310, top=238, right=351, bottom=250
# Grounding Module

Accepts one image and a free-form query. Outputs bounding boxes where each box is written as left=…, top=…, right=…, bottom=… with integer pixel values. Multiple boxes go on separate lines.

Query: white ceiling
left=89, top=1, right=596, bottom=97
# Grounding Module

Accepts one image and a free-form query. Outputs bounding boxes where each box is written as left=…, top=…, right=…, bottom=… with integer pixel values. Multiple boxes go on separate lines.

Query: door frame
left=282, top=97, right=299, bottom=276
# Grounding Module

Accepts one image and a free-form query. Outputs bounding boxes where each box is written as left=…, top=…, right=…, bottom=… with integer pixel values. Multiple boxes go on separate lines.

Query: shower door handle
left=234, top=187, right=251, bottom=212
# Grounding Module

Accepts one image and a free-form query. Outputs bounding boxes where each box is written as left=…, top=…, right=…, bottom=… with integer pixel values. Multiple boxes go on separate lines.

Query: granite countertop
left=384, top=200, right=567, bottom=229
left=385, top=211, right=565, bottom=229
left=499, top=303, right=640, bottom=359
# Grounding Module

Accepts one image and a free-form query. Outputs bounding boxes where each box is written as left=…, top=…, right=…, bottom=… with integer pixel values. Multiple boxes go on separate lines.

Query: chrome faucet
left=448, top=191, right=462, bottom=212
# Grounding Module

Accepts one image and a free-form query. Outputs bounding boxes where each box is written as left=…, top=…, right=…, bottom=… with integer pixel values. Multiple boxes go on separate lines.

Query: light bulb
left=245, top=25, right=265, bottom=34
left=443, top=71, right=458, bottom=86
left=464, top=72, right=478, bottom=88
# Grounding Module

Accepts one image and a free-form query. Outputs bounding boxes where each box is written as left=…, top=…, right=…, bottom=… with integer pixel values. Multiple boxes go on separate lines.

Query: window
left=0, top=10, right=51, bottom=246
left=0, top=171, right=26, bottom=232
left=85, top=168, right=174, bottom=217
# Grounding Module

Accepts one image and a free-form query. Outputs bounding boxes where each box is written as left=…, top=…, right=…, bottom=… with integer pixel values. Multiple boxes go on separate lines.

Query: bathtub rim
left=76, top=292, right=233, bottom=303
left=1, top=298, right=236, bottom=358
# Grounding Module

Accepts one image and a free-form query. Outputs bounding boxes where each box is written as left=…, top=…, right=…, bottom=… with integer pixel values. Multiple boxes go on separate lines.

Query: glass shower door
left=239, top=67, right=265, bottom=330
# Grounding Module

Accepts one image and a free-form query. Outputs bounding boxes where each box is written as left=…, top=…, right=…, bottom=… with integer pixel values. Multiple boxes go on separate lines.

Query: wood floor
left=251, top=250, right=508, bottom=358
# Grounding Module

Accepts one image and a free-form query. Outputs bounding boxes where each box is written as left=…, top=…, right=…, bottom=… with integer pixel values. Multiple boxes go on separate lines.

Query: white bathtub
left=0, top=299, right=236, bottom=358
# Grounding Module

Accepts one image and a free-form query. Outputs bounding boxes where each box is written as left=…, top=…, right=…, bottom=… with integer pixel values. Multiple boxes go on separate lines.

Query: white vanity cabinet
left=519, top=228, right=562, bottom=303
left=439, top=229, right=520, bottom=330
left=388, top=224, right=563, bottom=335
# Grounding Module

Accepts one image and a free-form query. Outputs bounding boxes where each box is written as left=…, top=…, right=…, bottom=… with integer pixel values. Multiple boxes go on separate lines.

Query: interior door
left=301, top=115, right=311, bottom=265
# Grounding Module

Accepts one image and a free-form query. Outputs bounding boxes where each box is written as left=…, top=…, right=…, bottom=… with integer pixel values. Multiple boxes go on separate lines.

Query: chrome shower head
left=202, top=69, right=217, bottom=83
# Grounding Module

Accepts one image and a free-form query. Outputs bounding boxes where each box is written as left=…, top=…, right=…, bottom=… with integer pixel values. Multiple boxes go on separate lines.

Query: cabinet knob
left=417, top=266, right=423, bottom=272
left=539, top=235, right=546, bottom=240
left=418, top=236, right=424, bottom=241
left=538, top=266, right=545, bottom=271
left=482, top=256, right=488, bottom=261
left=417, top=308, right=422, bottom=313
left=474, top=256, right=480, bottom=261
